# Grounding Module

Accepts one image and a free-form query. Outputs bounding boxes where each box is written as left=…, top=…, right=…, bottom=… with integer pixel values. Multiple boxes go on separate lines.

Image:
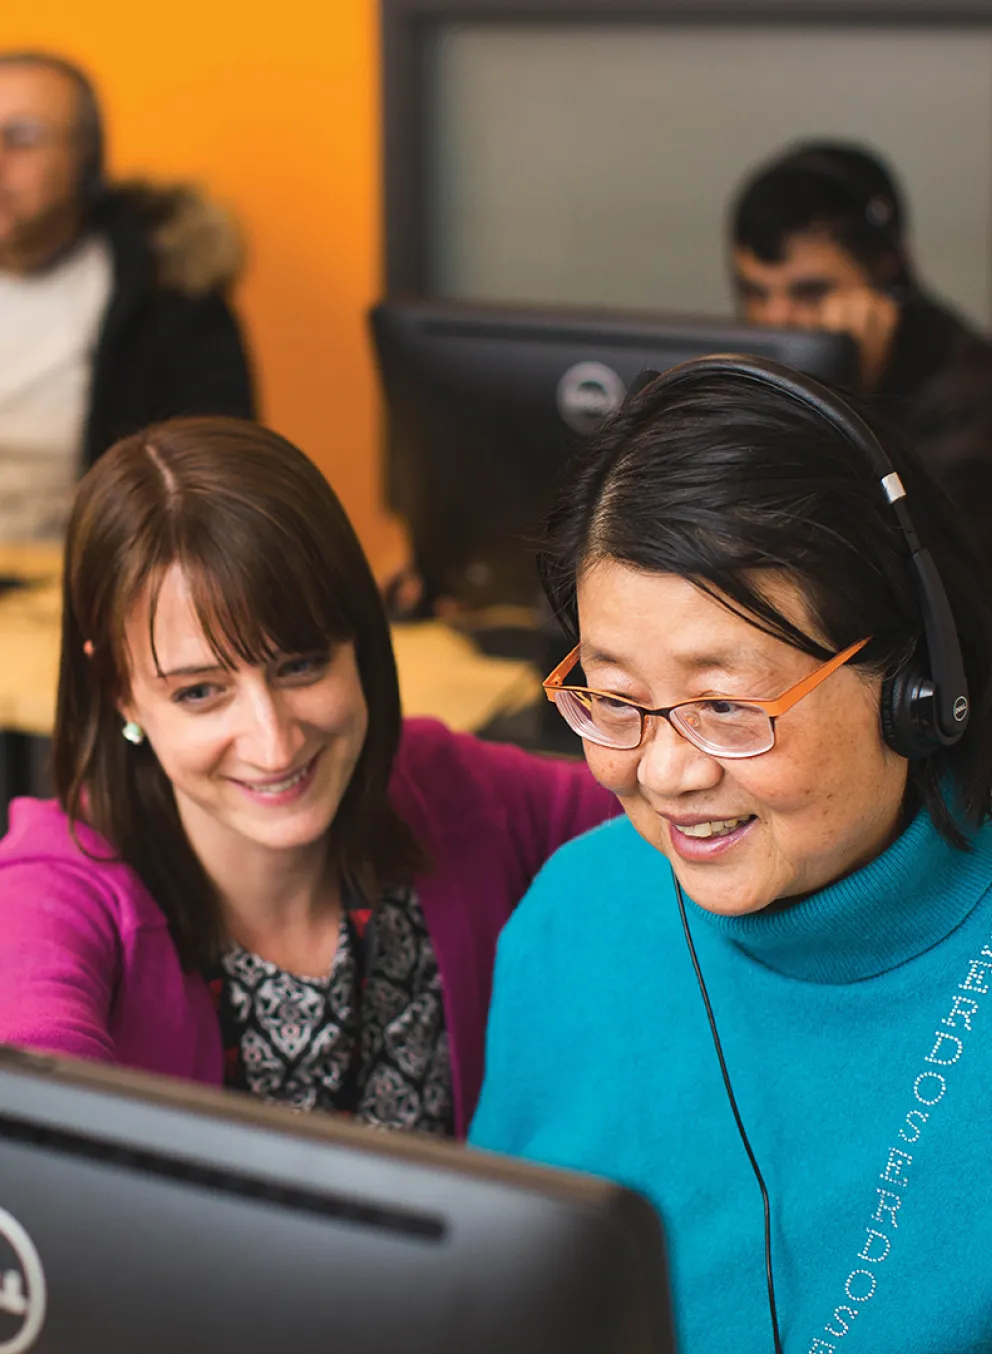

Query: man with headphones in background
left=0, top=51, right=255, bottom=541
left=731, top=140, right=992, bottom=573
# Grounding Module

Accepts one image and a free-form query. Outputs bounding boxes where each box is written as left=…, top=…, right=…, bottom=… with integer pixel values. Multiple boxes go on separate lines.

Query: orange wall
left=0, top=0, right=403, bottom=570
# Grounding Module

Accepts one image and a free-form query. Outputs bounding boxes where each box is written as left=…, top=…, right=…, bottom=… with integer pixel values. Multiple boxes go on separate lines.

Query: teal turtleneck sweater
left=470, top=810, right=992, bottom=1354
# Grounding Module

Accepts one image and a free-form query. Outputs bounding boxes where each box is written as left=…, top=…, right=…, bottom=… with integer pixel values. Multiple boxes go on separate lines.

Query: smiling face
left=119, top=562, right=369, bottom=866
left=575, top=559, right=908, bottom=915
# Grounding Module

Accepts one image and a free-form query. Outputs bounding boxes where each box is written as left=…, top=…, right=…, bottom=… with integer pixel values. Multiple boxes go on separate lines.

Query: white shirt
left=0, top=233, right=113, bottom=540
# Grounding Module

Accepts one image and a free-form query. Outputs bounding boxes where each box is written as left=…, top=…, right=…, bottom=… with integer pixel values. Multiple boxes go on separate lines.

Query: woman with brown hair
left=0, top=418, right=615, bottom=1136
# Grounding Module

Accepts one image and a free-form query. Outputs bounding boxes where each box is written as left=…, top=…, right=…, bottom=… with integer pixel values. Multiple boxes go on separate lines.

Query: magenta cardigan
left=0, top=719, right=616, bottom=1135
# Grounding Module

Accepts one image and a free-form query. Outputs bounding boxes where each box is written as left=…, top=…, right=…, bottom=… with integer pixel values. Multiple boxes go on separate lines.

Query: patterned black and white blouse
left=206, top=887, right=453, bottom=1137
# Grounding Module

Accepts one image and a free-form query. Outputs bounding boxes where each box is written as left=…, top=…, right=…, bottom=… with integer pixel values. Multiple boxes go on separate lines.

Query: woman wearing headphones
left=0, top=418, right=615, bottom=1138
left=470, top=360, right=992, bottom=1352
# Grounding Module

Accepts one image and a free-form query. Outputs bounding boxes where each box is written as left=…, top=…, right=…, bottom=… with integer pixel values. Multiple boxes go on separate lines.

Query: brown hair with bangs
left=54, top=417, right=423, bottom=970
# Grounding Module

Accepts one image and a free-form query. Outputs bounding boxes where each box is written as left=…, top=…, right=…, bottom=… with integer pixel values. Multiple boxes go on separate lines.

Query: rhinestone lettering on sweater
left=807, top=940, right=992, bottom=1352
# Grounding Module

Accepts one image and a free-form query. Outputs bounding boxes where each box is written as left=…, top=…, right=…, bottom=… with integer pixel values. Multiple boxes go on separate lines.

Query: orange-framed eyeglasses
left=543, top=637, right=870, bottom=758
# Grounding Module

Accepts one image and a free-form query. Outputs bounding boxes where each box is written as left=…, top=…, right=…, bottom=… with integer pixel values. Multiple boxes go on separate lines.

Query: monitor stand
left=469, top=615, right=585, bottom=758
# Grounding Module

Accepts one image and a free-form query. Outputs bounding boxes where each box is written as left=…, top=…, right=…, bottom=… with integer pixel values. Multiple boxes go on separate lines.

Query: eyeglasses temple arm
left=542, top=644, right=582, bottom=700
left=757, top=638, right=870, bottom=718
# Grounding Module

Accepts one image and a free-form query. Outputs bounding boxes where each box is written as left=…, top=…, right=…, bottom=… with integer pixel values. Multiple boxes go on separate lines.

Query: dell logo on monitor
left=0, top=1207, right=46, bottom=1354
left=556, top=361, right=626, bottom=435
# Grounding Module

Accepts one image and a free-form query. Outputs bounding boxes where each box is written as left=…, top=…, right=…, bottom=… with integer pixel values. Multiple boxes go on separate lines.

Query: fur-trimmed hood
left=98, top=180, right=245, bottom=298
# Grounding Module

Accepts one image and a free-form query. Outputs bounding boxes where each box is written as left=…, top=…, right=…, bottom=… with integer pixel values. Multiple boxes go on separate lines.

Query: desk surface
left=0, top=543, right=539, bottom=738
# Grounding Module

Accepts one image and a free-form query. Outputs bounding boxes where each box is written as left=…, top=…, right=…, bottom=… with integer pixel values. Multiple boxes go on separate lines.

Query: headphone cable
left=674, top=874, right=784, bottom=1354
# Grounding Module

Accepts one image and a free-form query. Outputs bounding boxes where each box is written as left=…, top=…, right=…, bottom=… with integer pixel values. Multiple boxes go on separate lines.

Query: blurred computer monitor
left=0, top=1047, right=672, bottom=1354
left=370, top=298, right=858, bottom=611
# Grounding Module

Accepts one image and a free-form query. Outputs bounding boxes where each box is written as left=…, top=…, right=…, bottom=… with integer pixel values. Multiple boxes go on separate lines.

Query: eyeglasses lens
left=670, top=702, right=775, bottom=756
left=553, top=690, right=642, bottom=749
left=553, top=691, right=775, bottom=756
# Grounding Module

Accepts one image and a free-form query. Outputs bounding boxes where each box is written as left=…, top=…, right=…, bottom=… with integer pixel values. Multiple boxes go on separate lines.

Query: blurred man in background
left=0, top=51, right=255, bottom=539
left=731, top=140, right=992, bottom=569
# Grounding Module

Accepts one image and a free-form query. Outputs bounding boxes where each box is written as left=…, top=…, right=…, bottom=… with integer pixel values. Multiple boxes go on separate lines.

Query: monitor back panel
left=0, top=1052, right=673, bottom=1354
left=372, top=302, right=857, bottom=608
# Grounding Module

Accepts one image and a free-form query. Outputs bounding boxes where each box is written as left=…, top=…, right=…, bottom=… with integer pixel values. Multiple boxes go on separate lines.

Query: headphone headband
left=789, top=151, right=900, bottom=234
left=629, top=354, right=969, bottom=750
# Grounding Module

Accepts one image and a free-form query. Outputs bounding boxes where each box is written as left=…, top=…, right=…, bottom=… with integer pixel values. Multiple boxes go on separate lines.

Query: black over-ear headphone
left=626, top=355, right=970, bottom=760
left=786, top=149, right=912, bottom=291
left=789, top=149, right=902, bottom=241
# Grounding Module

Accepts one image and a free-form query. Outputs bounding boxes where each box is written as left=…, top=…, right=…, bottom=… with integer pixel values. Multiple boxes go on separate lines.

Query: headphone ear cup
left=880, top=670, right=906, bottom=755
left=881, top=666, right=940, bottom=760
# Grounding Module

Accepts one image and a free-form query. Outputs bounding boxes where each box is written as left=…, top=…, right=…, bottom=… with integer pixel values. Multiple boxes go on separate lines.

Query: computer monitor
left=370, top=299, right=858, bottom=611
left=0, top=1047, right=672, bottom=1354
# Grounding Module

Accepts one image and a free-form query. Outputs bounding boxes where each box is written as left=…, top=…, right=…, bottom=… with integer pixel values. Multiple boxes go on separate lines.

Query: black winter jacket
left=876, top=290, right=992, bottom=572
left=82, top=182, right=255, bottom=468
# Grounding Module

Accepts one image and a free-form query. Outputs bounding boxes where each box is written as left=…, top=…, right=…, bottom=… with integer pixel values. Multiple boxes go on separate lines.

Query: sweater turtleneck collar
left=690, top=809, right=992, bottom=984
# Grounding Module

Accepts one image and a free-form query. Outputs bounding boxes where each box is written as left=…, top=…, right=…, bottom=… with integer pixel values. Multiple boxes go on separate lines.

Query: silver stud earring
left=122, top=721, right=145, bottom=746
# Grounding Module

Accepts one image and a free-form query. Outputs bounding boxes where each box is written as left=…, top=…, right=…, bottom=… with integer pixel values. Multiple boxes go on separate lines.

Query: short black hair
left=0, top=50, right=105, bottom=201
left=540, top=371, right=992, bottom=847
left=731, top=140, right=912, bottom=287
